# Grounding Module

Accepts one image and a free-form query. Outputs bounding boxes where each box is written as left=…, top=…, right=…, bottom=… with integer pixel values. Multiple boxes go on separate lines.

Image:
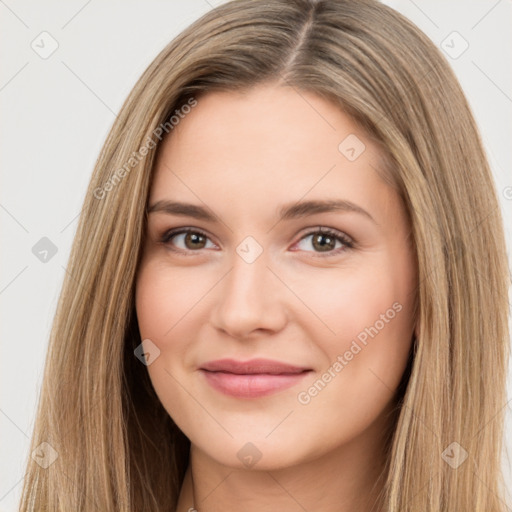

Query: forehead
left=149, top=84, right=396, bottom=223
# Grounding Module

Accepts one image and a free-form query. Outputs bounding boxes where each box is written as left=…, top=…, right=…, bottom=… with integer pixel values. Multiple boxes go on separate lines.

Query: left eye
left=293, top=228, right=353, bottom=255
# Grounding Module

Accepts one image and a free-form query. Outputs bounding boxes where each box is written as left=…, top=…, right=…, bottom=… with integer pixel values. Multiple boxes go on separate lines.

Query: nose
left=211, top=249, right=288, bottom=339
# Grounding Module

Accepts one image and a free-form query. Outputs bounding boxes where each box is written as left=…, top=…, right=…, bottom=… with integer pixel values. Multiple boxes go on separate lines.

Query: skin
left=135, top=83, right=418, bottom=512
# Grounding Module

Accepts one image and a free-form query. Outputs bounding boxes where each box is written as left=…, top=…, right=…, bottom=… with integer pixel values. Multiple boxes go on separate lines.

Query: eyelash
left=159, top=226, right=355, bottom=258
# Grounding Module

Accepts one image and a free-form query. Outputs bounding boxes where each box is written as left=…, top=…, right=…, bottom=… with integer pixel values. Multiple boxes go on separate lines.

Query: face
left=135, top=83, right=417, bottom=471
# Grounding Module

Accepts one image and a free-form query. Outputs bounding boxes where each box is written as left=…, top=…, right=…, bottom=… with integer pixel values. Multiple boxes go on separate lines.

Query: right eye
left=160, top=227, right=217, bottom=254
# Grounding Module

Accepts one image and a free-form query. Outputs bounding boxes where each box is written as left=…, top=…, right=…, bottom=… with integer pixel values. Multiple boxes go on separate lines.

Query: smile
left=199, top=358, right=313, bottom=399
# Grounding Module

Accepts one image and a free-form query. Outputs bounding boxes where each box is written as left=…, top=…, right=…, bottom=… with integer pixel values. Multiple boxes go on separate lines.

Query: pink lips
left=199, top=358, right=312, bottom=398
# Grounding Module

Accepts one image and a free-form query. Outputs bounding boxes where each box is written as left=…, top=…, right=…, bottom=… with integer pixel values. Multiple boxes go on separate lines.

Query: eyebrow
left=148, top=198, right=376, bottom=224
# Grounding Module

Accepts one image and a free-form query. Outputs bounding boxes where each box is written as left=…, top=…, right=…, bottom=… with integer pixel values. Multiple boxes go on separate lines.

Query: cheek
left=292, top=258, right=414, bottom=394
left=292, top=269, right=413, bottom=445
left=134, top=262, right=201, bottom=426
left=134, top=260, right=223, bottom=373
left=134, top=262, right=192, bottom=382
left=290, top=262, right=408, bottom=343
left=135, top=261, right=205, bottom=340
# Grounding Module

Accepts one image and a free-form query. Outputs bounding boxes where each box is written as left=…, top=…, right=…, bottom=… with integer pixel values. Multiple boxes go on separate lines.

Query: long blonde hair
left=19, top=0, right=510, bottom=510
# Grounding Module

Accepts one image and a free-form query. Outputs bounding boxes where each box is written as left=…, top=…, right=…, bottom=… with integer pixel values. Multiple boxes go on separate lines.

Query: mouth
left=199, top=358, right=313, bottom=399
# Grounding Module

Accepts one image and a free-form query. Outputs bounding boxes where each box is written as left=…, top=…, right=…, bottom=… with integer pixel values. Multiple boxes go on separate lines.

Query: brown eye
left=182, top=232, right=207, bottom=250
left=161, top=228, right=215, bottom=252
left=294, top=227, right=354, bottom=256
left=311, top=232, right=337, bottom=252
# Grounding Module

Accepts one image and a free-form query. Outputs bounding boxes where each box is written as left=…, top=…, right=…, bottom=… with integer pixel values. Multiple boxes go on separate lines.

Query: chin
left=191, top=433, right=314, bottom=472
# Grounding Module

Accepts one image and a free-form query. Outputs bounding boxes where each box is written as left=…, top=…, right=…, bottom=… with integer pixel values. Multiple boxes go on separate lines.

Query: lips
left=199, top=358, right=312, bottom=398
left=200, top=358, right=310, bottom=375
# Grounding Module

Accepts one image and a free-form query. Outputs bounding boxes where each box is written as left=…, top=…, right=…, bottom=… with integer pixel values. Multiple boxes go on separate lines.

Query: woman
left=19, top=0, right=510, bottom=510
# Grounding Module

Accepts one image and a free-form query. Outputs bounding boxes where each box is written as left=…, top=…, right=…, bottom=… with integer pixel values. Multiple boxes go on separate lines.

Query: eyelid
left=159, top=225, right=355, bottom=256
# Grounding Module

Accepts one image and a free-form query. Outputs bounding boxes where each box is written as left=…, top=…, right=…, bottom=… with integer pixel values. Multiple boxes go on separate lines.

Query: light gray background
left=1, top=1, right=511, bottom=510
